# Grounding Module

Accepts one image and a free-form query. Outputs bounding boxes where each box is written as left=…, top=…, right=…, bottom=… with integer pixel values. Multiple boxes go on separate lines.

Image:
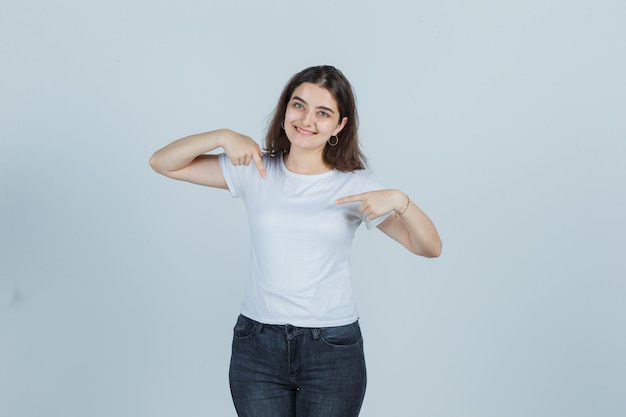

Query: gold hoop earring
left=328, top=136, right=339, bottom=146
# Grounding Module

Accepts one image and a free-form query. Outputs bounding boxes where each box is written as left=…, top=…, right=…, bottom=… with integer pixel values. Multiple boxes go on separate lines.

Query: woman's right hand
left=219, top=129, right=267, bottom=178
left=150, top=128, right=266, bottom=188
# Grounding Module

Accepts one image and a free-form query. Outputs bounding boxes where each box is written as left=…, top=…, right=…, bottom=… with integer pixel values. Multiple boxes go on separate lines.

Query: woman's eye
left=318, top=111, right=329, bottom=118
left=293, top=102, right=303, bottom=109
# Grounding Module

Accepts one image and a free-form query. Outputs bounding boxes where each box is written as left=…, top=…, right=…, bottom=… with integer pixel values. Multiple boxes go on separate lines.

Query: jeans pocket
left=233, top=315, right=258, bottom=339
left=319, top=321, right=363, bottom=348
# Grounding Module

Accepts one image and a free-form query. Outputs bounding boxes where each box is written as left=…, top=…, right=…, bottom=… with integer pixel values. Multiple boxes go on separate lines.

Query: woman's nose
left=301, top=110, right=314, bottom=126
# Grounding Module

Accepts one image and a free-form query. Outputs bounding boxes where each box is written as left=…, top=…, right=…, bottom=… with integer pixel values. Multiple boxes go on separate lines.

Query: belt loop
left=311, top=328, right=320, bottom=340
left=255, top=323, right=264, bottom=334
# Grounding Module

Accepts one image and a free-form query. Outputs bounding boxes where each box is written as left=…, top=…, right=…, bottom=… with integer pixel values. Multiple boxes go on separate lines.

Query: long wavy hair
left=264, top=65, right=366, bottom=171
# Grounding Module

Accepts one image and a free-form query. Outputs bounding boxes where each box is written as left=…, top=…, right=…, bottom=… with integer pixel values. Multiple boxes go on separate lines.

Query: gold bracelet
left=396, top=194, right=410, bottom=217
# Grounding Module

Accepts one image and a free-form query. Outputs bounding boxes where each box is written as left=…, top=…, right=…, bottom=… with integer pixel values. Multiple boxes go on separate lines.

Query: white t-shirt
left=218, top=153, right=391, bottom=327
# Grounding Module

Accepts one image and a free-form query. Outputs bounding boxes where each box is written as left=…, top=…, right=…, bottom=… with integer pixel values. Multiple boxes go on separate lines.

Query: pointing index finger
left=253, top=151, right=266, bottom=179
left=336, top=193, right=363, bottom=205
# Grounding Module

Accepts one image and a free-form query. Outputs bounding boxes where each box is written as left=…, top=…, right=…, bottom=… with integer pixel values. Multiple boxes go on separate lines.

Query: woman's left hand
left=336, top=189, right=406, bottom=220
left=338, top=188, right=442, bottom=257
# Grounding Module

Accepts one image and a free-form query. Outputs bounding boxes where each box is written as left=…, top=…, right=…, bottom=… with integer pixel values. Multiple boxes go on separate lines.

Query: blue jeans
left=229, top=314, right=367, bottom=417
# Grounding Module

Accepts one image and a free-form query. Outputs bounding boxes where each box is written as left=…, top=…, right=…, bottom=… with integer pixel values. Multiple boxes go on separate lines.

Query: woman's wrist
left=395, top=191, right=410, bottom=217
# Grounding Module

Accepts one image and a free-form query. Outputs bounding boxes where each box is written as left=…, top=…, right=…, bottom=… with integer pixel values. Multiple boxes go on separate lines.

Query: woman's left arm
left=336, top=189, right=442, bottom=257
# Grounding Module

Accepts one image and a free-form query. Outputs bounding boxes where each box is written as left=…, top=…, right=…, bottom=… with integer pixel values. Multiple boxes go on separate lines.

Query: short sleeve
left=218, top=153, right=241, bottom=198
left=218, top=152, right=271, bottom=199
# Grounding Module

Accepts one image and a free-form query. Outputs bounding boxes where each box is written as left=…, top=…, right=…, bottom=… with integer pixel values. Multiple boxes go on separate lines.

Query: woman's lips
left=295, top=126, right=316, bottom=136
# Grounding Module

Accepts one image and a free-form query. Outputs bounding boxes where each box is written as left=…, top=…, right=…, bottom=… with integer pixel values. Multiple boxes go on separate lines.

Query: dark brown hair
left=264, top=65, right=366, bottom=171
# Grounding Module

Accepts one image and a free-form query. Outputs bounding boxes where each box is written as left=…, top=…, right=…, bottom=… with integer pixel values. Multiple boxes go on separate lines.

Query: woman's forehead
left=291, top=83, right=338, bottom=109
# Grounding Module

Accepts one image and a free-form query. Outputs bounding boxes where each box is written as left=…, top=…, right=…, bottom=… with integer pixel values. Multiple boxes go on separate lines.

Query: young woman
left=149, top=65, right=442, bottom=417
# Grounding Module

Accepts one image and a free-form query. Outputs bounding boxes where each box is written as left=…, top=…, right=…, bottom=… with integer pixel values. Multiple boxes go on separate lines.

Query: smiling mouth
left=295, top=126, right=316, bottom=136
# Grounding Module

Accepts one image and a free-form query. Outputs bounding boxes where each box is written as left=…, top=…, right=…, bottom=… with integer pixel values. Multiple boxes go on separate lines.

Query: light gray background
left=1, top=0, right=624, bottom=416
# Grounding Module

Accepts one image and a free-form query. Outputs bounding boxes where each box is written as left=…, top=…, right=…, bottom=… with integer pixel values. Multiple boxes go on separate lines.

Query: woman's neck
left=283, top=150, right=332, bottom=175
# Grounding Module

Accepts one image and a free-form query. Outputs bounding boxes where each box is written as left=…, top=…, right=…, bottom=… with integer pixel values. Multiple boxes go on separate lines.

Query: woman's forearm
left=396, top=196, right=443, bottom=258
left=149, top=129, right=226, bottom=174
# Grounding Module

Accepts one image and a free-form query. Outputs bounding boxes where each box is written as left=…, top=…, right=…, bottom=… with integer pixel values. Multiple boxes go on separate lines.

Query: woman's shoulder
left=335, top=167, right=383, bottom=188
left=262, top=153, right=281, bottom=164
left=342, top=167, right=376, bottom=180
left=262, top=153, right=282, bottom=172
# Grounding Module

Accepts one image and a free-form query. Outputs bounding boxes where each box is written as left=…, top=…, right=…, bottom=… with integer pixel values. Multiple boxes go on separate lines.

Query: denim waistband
left=240, top=314, right=358, bottom=339
left=240, top=315, right=319, bottom=339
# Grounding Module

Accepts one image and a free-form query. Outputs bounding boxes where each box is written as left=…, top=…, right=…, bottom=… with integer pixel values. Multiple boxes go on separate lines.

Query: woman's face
left=283, top=82, right=347, bottom=153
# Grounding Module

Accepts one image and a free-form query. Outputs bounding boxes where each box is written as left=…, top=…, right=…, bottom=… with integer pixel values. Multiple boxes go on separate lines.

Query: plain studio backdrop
left=1, top=1, right=624, bottom=416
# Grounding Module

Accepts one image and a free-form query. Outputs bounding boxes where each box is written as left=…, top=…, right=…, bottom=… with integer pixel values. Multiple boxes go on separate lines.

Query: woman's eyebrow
left=291, top=96, right=336, bottom=114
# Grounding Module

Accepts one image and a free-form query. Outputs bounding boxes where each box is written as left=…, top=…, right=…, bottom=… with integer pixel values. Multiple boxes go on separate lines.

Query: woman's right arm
left=149, top=129, right=266, bottom=188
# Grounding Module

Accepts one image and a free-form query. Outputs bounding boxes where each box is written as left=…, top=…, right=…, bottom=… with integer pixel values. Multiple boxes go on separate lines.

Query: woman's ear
left=333, top=117, right=348, bottom=136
